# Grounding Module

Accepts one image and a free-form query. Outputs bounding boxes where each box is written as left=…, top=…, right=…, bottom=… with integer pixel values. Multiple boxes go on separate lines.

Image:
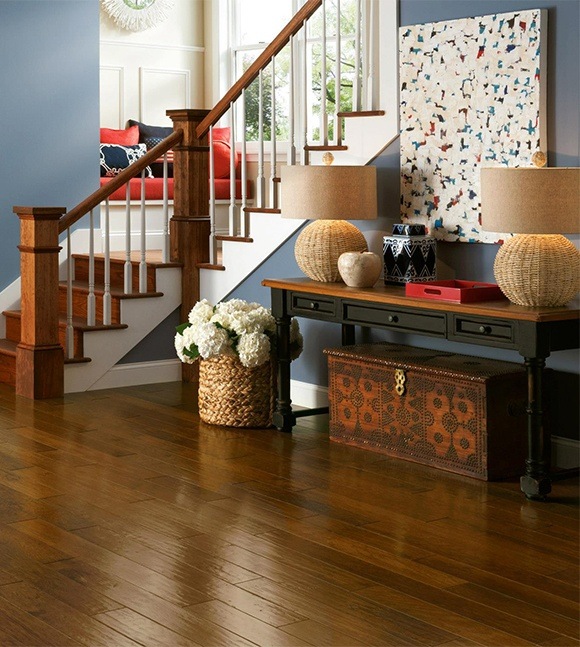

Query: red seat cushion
left=100, top=177, right=253, bottom=201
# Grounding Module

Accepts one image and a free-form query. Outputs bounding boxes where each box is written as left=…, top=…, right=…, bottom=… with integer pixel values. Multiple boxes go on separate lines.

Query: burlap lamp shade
left=480, top=167, right=580, bottom=307
left=281, top=164, right=377, bottom=282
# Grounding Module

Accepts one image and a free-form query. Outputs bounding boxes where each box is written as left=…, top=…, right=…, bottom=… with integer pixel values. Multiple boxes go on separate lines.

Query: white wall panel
left=139, top=67, right=191, bottom=125
left=100, top=66, right=125, bottom=128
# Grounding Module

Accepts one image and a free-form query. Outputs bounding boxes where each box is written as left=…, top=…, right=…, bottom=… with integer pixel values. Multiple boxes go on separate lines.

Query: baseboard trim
left=87, top=359, right=181, bottom=391
left=290, top=379, right=328, bottom=409
left=552, top=436, right=580, bottom=470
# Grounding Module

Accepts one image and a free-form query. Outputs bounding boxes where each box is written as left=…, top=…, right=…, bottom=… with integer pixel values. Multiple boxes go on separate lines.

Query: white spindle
left=288, top=36, right=296, bottom=166
left=208, top=125, right=217, bottom=265
left=139, top=170, right=147, bottom=293
left=124, top=181, right=132, bottom=294
left=229, top=104, right=237, bottom=236
left=257, top=69, right=266, bottom=207
left=66, top=228, right=74, bottom=359
left=302, top=20, right=309, bottom=165
left=103, top=198, right=112, bottom=326
left=366, top=0, right=376, bottom=110
left=87, top=209, right=96, bottom=326
left=353, top=0, right=362, bottom=112
left=321, top=0, right=328, bottom=144
left=162, top=153, right=169, bottom=263
left=270, top=56, right=277, bottom=209
left=241, top=88, right=249, bottom=237
left=335, top=0, right=341, bottom=144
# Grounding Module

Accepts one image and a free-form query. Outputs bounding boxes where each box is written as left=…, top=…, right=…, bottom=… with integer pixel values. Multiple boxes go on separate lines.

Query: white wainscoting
left=100, top=65, right=125, bottom=128
left=139, top=67, right=191, bottom=125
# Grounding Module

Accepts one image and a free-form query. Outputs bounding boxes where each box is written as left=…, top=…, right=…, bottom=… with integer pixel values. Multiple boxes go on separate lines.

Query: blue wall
left=0, top=0, right=100, bottom=289
left=230, top=0, right=580, bottom=436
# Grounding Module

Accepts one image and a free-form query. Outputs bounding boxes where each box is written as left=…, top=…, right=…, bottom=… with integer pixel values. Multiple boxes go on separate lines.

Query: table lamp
left=480, top=162, right=580, bottom=307
left=281, top=157, right=377, bottom=282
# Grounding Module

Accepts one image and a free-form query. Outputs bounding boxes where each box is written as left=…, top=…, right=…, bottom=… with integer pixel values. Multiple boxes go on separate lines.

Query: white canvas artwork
left=400, top=10, right=546, bottom=243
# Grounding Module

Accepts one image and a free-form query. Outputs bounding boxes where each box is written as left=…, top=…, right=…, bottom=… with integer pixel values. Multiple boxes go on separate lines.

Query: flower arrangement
left=175, top=298, right=303, bottom=368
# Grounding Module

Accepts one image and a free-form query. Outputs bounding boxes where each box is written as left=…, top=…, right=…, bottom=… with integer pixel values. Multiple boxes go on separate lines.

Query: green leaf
left=176, top=323, right=190, bottom=335
left=183, top=345, right=200, bottom=360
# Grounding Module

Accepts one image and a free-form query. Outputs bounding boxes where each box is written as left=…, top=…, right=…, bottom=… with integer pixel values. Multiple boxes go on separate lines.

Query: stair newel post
left=13, top=206, right=64, bottom=399
left=167, top=109, right=211, bottom=383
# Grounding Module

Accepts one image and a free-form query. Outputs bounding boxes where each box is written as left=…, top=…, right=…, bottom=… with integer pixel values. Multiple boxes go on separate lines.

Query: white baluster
left=66, top=228, right=74, bottom=359
left=366, top=0, right=376, bottom=111
left=353, top=0, right=362, bottom=112
left=241, top=88, right=249, bottom=238
left=257, top=69, right=266, bottom=207
left=209, top=125, right=217, bottom=265
left=270, top=57, right=277, bottom=209
left=302, top=19, right=309, bottom=165
left=103, top=198, right=111, bottom=326
left=162, top=153, right=169, bottom=263
left=335, top=0, right=341, bottom=144
left=87, top=209, right=96, bottom=326
left=124, top=181, right=132, bottom=294
left=288, top=36, right=297, bottom=166
left=229, top=104, right=237, bottom=236
left=139, top=169, right=147, bottom=293
left=321, top=0, right=328, bottom=145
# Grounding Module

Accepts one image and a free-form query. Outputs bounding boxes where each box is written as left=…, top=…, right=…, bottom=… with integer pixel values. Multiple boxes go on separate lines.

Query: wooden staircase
left=0, top=252, right=180, bottom=386
left=0, top=0, right=398, bottom=398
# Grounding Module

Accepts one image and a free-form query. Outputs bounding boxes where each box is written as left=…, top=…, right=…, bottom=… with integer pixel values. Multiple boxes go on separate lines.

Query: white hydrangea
left=196, top=322, right=234, bottom=359
left=237, top=332, right=271, bottom=367
left=174, top=330, right=196, bottom=364
left=188, top=299, right=214, bottom=326
left=229, top=307, right=275, bottom=336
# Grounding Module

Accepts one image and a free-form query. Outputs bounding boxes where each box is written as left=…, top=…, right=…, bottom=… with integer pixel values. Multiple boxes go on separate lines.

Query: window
left=227, top=0, right=359, bottom=144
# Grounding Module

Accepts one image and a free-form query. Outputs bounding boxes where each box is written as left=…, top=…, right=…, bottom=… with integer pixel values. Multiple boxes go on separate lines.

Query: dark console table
left=263, top=277, right=580, bottom=500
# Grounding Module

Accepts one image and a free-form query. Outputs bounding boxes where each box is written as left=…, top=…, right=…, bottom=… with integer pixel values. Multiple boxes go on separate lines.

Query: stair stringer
left=64, top=266, right=181, bottom=393
left=199, top=213, right=306, bottom=304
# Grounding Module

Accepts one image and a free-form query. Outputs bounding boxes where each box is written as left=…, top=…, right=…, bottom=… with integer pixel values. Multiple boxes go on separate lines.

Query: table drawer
left=344, top=302, right=446, bottom=336
left=451, top=315, right=516, bottom=346
left=290, top=293, right=337, bottom=318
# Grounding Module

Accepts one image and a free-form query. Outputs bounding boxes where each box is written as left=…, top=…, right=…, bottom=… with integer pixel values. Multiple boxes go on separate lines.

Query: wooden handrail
left=196, top=0, right=322, bottom=139
left=59, top=129, right=184, bottom=234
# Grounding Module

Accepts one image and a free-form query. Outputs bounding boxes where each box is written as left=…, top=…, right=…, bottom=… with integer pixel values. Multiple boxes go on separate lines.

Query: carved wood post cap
left=13, top=206, right=65, bottom=220
left=166, top=109, right=210, bottom=122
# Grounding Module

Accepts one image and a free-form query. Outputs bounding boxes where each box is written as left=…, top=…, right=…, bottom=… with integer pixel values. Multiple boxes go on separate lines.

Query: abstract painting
left=400, top=10, right=546, bottom=243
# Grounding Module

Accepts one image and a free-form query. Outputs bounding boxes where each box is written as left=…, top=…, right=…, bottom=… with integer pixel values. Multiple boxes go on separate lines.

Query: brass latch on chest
left=394, top=368, right=406, bottom=396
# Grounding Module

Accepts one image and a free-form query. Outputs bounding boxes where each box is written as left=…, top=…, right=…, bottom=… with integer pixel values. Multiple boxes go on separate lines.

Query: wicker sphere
left=494, top=234, right=580, bottom=307
left=295, top=220, right=368, bottom=282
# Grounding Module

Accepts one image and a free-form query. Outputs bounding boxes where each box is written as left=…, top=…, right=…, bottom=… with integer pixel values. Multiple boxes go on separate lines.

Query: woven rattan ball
left=295, top=220, right=368, bottom=282
left=494, top=234, right=580, bottom=307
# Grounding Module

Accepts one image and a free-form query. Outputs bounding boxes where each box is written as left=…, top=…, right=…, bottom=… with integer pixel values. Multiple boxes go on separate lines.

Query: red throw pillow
left=100, top=125, right=139, bottom=146
left=211, top=127, right=240, bottom=179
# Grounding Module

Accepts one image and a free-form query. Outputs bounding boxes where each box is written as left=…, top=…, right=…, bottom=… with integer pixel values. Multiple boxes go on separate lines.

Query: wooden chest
left=325, top=343, right=528, bottom=480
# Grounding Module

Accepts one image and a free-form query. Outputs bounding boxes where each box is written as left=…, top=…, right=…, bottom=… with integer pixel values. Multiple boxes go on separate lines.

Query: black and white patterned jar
left=383, top=224, right=437, bottom=285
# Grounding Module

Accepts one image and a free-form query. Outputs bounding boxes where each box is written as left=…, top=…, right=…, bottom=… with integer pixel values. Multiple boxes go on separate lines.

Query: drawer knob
left=479, top=325, right=492, bottom=334
left=310, top=302, right=319, bottom=310
left=388, top=314, right=399, bottom=323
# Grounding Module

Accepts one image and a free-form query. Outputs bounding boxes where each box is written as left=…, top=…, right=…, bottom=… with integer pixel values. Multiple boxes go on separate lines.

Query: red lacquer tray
left=405, top=280, right=505, bottom=303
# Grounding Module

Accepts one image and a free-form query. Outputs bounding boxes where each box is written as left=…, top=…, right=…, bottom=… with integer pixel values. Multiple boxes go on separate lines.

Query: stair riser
left=73, top=258, right=157, bottom=293
left=0, top=354, right=16, bottom=387
left=58, top=288, right=122, bottom=324
left=4, top=314, right=84, bottom=358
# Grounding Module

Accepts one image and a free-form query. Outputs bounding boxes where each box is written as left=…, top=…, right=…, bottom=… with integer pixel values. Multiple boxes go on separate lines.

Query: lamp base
left=494, top=234, right=580, bottom=307
left=294, top=220, right=368, bottom=282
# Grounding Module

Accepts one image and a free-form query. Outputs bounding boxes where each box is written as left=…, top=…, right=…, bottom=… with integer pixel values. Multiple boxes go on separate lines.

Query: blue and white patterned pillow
left=99, top=143, right=153, bottom=178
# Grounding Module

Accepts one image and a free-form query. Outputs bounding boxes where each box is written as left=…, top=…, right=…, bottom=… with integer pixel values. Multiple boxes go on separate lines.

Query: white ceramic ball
left=337, top=251, right=382, bottom=288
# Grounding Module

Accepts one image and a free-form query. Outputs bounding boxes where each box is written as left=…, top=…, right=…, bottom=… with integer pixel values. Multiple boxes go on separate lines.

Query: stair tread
left=304, top=145, right=348, bottom=151
left=197, top=263, right=226, bottom=271
left=215, top=236, right=254, bottom=243
left=72, top=251, right=182, bottom=268
left=59, top=281, right=163, bottom=299
left=337, top=110, right=386, bottom=118
left=243, top=207, right=281, bottom=214
left=0, top=339, right=17, bottom=356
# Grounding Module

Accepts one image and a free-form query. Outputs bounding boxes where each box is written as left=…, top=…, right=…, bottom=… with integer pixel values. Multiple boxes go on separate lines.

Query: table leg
left=520, top=356, right=551, bottom=500
left=273, top=314, right=295, bottom=432
left=342, top=324, right=355, bottom=346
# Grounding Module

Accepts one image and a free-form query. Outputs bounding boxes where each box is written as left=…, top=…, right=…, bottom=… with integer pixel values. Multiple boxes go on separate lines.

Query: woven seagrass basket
left=198, top=355, right=275, bottom=427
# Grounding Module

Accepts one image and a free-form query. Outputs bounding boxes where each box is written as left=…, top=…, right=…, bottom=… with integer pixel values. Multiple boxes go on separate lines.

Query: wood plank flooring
left=0, top=381, right=577, bottom=647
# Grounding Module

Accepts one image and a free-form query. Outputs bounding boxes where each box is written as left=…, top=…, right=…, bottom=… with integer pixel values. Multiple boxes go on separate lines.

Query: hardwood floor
left=0, top=381, right=577, bottom=647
